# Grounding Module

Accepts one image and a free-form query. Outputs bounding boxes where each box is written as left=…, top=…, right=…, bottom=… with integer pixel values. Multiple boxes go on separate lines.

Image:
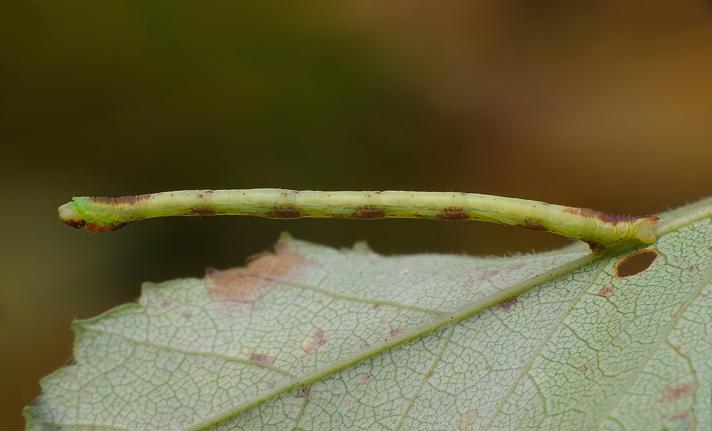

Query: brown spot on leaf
left=302, top=328, right=328, bottom=354
left=658, top=382, right=697, bottom=403
left=521, top=218, right=547, bottom=231
left=614, top=249, right=657, bottom=277
left=92, top=194, right=150, bottom=205
left=457, top=410, right=478, bottom=430
left=359, top=372, right=373, bottom=383
left=249, top=351, right=275, bottom=366
left=351, top=205, right=386, bottom=219
left=266, top=205, right=301, bottom=218
left=667, top=411, right=689, bottom=421
left=296, top=385, right=311, bottom=398
left=207, top=243, right=309, bottom=304
left=596, top=285, right=614, bottom=298
left=498, top=297, right=517, bottom=311
left=683, top=264, right=698, bottom=272
left=438, top=207, right=470, bottom=220
left=470, top=270, right=500, bottom=283
left=508, top=263, right=527, bottom=271
left=388, top=327, right=403, bottom=338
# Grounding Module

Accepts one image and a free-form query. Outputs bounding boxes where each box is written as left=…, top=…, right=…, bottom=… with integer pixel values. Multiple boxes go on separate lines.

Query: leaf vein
left=258, top=275, right=447, bottom=316
left=84, top=326, right=296, bottom=379
left=393, top=326, right=455, bottom=431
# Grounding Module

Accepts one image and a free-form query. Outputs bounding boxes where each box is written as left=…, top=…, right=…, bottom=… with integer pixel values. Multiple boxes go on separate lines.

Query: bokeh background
left=2, top=1, right=712, bottom=428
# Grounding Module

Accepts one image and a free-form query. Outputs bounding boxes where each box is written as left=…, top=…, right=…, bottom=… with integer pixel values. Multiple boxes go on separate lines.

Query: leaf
left=26, top=199, right=712, bottom=430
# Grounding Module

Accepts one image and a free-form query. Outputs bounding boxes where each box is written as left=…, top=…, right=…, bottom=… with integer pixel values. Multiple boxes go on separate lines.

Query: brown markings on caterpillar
left=564, top=207, right=660, bottom=225
left=92, top=194, right=150, bottom=205
left=521, top=218, right=547, bottom=231
left=438, top=207, right=470, bottom=220
left=85, top=222, right=127, bottom=233
left=351, top=205, right=386, bottom=219
left=62, top=217, right=128, bottom=232
left=266, top=205, right=301, bottom=218
left=207, top=241, right=309, bottom=304
left=61, top=218, right=87, bottom=230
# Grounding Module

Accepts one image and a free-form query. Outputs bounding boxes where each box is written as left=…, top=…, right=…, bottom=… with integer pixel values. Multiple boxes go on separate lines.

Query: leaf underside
left=26, top=199, right=712, bottom=431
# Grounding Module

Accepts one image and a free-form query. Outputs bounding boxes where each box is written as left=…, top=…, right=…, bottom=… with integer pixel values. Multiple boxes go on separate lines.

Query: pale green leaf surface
left=26, top=199, right=712, bottom=430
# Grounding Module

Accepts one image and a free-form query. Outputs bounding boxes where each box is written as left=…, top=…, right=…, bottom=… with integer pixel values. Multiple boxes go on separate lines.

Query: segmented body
left=58, top=189, right=659, bottom=252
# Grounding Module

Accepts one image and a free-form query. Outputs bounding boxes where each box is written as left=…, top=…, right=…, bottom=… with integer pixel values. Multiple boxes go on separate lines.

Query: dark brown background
left=2, top=1, right=711, bottom=429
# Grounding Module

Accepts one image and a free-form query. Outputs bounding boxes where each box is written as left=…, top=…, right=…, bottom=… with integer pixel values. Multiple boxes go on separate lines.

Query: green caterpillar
left=58, top=189, right=658, bottom=253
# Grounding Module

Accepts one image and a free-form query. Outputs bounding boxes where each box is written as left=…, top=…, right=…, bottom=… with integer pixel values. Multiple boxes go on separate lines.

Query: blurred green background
left=2, top=1, right=712, bottom=429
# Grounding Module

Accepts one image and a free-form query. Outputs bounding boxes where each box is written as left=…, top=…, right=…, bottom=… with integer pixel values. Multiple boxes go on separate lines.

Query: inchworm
left=58, top=189, right=659, bottom=252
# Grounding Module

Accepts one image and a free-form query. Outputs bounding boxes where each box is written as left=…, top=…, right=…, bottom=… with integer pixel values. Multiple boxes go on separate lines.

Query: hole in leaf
left=614, top=249, right=657, bottom=277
